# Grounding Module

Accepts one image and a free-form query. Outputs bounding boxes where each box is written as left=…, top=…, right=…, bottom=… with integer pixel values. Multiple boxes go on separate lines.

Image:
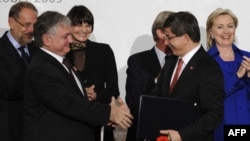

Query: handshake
left=109, top=96, right=134, bottom=129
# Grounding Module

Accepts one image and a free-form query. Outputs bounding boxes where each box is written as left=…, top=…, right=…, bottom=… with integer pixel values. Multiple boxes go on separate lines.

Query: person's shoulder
left=0, top=31, right=8, bottom=43
left=239, top=49, right=250, bottom=57
left=86, top=40, right=113, bottom=53
left=129, top=48, right=154, bottom=59
left=87, top=40, right=110, bottom=48
left=232, top=44, right=250, bottom=57
left=196, top=47, right=219, bottom=66
left=0, top=33, right=11, bottom=51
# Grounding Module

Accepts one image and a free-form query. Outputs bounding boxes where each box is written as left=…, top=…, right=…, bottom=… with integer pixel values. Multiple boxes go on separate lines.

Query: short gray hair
left=34, top=11, right=71, bottom=47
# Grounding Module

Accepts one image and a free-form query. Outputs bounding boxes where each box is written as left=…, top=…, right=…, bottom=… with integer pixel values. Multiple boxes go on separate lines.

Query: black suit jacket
left=125, top=47, right=161, bottom=141
left=0, top=31, right=38, bottom=141
left=67, top=40, right=119, bottom=104
left=151, top=46, right=225, bottom=141
left=23, top=49, right=111, bottom=141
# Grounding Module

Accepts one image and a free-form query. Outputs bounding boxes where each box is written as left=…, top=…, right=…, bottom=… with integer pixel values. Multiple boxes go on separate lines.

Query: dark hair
left=34, top=11, right=71, bottom=47
left=164, top=11, right=200, bottom=42
left=67, top=5, right=94, bottom=32
left=9, top=1, right=37, bottom=19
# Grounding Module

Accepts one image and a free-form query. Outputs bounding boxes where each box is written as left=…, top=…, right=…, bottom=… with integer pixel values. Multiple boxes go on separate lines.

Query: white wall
left=1, top=0, right=249, bottom=100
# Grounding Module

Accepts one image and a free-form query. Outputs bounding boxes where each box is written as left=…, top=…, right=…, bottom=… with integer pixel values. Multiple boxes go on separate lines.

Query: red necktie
left=170, top=58, right=183, bottom=93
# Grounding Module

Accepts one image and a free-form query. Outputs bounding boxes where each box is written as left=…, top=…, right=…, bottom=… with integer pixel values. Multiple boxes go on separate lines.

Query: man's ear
left=156, top=29, right=165, bottom=40
left=8, top=17, right=15, bottom=29
left=42, top=34, right=51, bottom=47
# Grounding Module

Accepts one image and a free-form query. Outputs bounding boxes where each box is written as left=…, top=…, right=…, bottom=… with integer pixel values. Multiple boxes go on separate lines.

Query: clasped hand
left=237, top=56, right=250, bottom=78
left=109, top=96, right=133, bottom=129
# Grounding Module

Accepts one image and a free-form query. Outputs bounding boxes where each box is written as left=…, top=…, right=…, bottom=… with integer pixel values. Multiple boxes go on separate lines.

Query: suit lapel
left=158, top=55, right=178, bottom=97
left=147, top=48, right=162, bottom=78
left=38, top=50, right=85, bottom=97
left=1, top=32, right=26, bottom=68
left=174, top=47, right=204, bottom=94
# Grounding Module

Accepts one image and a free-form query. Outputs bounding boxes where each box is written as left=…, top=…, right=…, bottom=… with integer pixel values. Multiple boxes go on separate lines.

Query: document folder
left=136, top=95, right=198, bottom=140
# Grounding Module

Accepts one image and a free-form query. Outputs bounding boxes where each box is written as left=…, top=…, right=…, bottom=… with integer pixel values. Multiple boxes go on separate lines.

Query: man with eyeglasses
left=150, top=12, right=225, bottom=141
left=0, top=2, right=38, bottom=141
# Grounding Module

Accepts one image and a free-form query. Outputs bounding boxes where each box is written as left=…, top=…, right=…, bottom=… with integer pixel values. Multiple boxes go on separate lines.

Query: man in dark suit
left=0, top=2, right=38, bottom=141
left=151, top=12, right=225, bottom=141
left=125, top=11, right=174, bottom=141
left=23, top=11, right=133, bottom=141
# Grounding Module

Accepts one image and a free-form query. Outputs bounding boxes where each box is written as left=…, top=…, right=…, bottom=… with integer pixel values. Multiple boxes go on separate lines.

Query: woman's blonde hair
left=206, top=8, right=238, bottom=48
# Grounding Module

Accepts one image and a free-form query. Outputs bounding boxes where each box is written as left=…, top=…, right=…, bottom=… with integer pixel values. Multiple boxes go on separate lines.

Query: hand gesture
left=237, top=56, right=250, bottom=78
left=85, top=85, right=96, bottom=101
left=160, top=129, right=182, bottom=141
left=109, top=97, right=133, bottom=129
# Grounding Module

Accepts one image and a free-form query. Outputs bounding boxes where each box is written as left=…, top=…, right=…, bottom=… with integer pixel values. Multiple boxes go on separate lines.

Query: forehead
left=213, top=14, right=234, bottom=24
left=19, top=8, right=37, bottom=19
left=53, top=25, right=71, bottom=36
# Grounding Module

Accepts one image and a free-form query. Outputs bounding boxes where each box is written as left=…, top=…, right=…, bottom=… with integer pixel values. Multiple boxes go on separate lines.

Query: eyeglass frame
left=12, top=17, right=33, bottom=28
left=165, top=35, right=177, bottom=41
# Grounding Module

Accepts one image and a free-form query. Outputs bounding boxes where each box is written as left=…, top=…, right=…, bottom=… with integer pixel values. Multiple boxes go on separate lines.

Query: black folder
left=136, top=95, right=198, bottom=140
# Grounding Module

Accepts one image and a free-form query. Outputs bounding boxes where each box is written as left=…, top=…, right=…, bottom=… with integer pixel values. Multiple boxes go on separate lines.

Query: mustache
left=24, top=32, right=34, bottom=37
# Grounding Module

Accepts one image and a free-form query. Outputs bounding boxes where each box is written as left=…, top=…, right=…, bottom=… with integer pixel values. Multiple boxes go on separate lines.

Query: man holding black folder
left=148, top=11, right=225, bottom=141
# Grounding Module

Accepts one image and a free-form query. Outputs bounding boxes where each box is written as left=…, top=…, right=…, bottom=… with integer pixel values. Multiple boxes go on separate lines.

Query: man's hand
left=85, top=85, right=96, bottom=101
left=109, top=97, right=133, bottom=129
left=160, top=129, right=182, bottom=141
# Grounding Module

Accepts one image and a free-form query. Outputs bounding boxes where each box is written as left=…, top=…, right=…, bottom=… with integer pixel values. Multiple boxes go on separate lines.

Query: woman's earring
left=210, top=34, right=214, bottom=39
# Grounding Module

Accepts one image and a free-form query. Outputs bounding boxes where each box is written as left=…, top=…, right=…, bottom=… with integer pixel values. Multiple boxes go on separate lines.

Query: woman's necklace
left=220, top=51, right=233, bottom=57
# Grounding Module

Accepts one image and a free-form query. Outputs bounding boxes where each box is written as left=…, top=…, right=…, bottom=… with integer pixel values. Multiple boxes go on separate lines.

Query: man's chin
left=24, top=38, right=33, bottom=44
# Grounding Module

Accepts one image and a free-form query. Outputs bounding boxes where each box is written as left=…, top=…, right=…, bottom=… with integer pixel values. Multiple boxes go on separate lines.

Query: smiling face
left=71, top=23, right=92, bottom=43
left=9, top=7, right=37, bottom=45
left=164, top=27, right=187, bottom=57
left=210, top=14, right=236, bottom=48
left=43, top=25, right=72, bottom=57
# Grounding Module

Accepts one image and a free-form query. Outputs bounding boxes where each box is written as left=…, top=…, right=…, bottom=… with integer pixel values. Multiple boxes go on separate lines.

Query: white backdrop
left=1, top=0, right=249, bottom=100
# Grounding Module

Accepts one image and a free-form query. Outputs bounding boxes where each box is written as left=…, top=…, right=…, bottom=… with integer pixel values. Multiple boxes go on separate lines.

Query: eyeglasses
left=165, top=35, right=177, bottom=41
left=13, top=17, right=33, bottom=28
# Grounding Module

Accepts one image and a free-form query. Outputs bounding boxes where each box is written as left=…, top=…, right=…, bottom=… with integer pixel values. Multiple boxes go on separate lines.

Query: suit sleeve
left=26, top=65, right=110, bottom=125
left=125, top=55, right=146, bottom=117
left=95, top=45, right=120, bottom=103
left=0, top=49, right=25, bottom=99
left=179, top=63, right=225, bottom=141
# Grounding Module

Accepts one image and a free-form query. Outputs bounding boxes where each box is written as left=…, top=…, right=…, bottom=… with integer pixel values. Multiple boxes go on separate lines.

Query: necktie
left=170, top=58, right=183, bottom=93
left=63, top=58, right=84, bottom=96
left=18, top=46, right=30, bottom=66
left=63, top=58, right=75, bottom=78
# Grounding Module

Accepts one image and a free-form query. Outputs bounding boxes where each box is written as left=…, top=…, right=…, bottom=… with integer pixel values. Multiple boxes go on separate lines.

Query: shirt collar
left=154, top=45, right=166, bottom=67
left=7, top=31, right=23, bottom=49
left=181, top=43, right=201, bottom=66
left=40, top=48, right=64, bottom=64
left=208, top=43, right=241, bottom=57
